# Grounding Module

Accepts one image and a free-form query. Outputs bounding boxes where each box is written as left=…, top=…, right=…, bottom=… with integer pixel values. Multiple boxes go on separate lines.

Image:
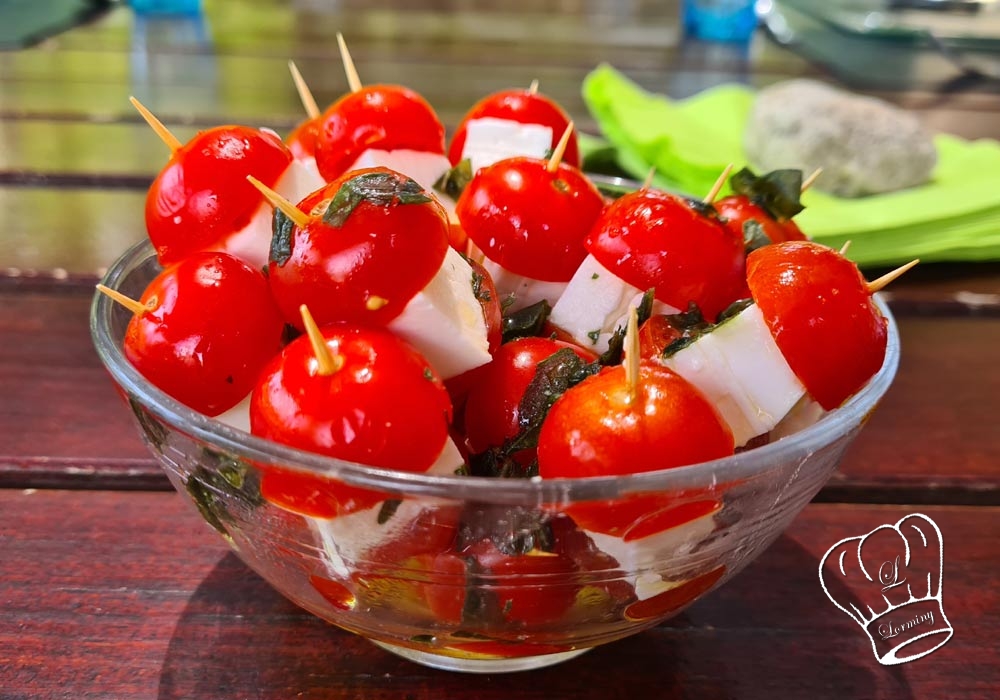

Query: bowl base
left=370, top=640, right=592, bottom=673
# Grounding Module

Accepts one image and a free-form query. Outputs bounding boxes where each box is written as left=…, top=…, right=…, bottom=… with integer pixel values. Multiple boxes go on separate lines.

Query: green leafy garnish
left=377, top=499, right=402, bottom=525
left=501, top=299, right=551, bottom=344
left=184, top=451, right=263, bottom=537
left=730, top=167, right=804, bottom=221
left=742, top=219, right=772, bottom=254
left=270, top=207, right=296, bottom=266
left=323, top=171, right=432, bottom=228
left=471, top=269, right=492, bottom=304
left=433, top=158, right=474, bottom=200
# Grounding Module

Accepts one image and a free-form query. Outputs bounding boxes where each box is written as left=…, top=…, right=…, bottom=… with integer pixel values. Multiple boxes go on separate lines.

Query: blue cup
left=683, top=0, right=758, bottom=43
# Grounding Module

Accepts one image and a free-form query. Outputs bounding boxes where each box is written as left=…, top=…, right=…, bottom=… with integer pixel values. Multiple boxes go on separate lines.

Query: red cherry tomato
left=447, top=88, right=580, bottom=169
left=746, top=241, right=888, bottom=410
left=462, top=337, right=597, bottom=455
left=266, top=167, right=450, bottom=330
left=250, top=325, right=453, bottom=517
left=468, top=256, right=503, bottom=354
left=287, top=116, right=321, bottom=161
left=313, top=85, right=446, bottom=182
left=638, top=314, right=683, bottom=360
left=145, top=126, right=292, bottom=265
left=538, top=363, right=734, bottom=478
left=456, top=157, right=604, bottom=282
left=585, top=189, right=749, bottom=321
left=122, top=252, right=285, bottom=416
left=714, top=195, right=806, bottom=245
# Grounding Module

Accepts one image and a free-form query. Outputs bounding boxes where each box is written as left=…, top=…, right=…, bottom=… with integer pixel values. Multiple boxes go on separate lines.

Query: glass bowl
left=90, top=239, right=900, bottom=674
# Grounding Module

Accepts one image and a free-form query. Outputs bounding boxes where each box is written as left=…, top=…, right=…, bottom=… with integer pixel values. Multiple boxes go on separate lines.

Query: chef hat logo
left=819, top=513, right=953, bottom=666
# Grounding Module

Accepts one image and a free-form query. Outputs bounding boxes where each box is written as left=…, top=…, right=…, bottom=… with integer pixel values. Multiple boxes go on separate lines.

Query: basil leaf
left=742, top=219, right=772, bottom=254
left=323, top=171, right=432, bottom=228
left=598, top=288, right=656, bottom=366
left=270, top=207, right=296, bottom=266
left=433, top=158, right=473, bottom=200
left=501, top=299, right=551, bottom=344
left=730, top=167, right=804, bottom=221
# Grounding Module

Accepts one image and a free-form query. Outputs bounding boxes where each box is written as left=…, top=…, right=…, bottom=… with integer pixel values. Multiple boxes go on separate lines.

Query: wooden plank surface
left=1, top=490, right=995, bottom=699
left=1, top=286, right=997, bottom=500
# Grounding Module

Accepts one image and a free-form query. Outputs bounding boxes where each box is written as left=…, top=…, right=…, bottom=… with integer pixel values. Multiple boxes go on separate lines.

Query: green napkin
left=582, top=63, right=1000, bottom=266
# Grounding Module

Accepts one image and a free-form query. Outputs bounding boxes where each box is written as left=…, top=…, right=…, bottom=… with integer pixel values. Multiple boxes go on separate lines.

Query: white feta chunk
left=660, top=303, right=806, bottom=446
left=388, top=247, right=492, bottom=379
left=480, top=257, right=567, bottom=313
left=549, top=254, right=678, bottom=354
left=461, top=117, right=553, bottom=173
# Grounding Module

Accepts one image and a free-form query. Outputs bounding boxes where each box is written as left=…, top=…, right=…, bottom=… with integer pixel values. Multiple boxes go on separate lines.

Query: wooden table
left=1, top=2, right=998, bottom=697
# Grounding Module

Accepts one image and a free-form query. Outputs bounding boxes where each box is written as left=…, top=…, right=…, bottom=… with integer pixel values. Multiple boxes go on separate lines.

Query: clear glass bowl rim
left=90, top=238, right=900, bottom=506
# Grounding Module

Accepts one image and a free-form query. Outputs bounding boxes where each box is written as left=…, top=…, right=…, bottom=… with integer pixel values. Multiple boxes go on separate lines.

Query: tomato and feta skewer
left=549, top=170, right=749, bottom=354
left=448, top=81, right=580, bottom=174
left=250, top=305, right=456, bottom=519
left=249, top=168, right=492, bottom=379
left=132, top=98, right=323, bottom=269
left=455, top=125, right=605, bottom=311
left=713, top=167, right=809, bottom=247
left=537, top=309, right=734, bottom=600
left=658, top=241, right=914, bottom=446
left=96, top=251, right=285, bottom=417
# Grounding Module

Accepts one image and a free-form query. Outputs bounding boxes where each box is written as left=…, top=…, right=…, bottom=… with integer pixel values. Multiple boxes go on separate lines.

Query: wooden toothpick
left=129, top=96, right=182, bottom=154
left=288, top=60, right=321, bottom=120
left=528, top=79, right=539, bottom=95
left=624, top=305, right=641, bottom=405
left=703, top=164, right=734, bottom=204
left=839, top=241, right=852, bottom=256
left=300, top=305, right=343, bottom=376
left=96, top=283, right=154, bottom=316
left=246, top=176, right=310, bottom=228
left=547, top=121, right=574, bottom=173
left=866, top=259, right=919, bottom=294
left=801, top=168, right=822, bottom=193
left=336, top=33, right=363, bottom=94
left=642, top=166, right=657, bottom=191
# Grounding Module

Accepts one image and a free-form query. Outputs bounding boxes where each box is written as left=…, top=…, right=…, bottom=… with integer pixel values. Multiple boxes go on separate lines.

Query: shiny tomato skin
left=746, top=241, right=888, bottom=410
left=714, top=195, right=807, bottom=244
left=267, top=167, right=450, bottom=330
left=314, top=85, right=446, bottom=181
left=462, top=337, right=597, bottom=454
left=287, top=116, right=321, bottom=161
left=123, top=252, right=285, bottom=416
left=447, top=89, right=580, bottom=168
left=585, top=189, right=749, bottom=321
left=251, top=324, right=452, bottom=472
left=456, top=158, right=604, bottom=282
left=638, top=314, right=683, bottom=360
left=537, top=363, right=734, bottom=479
left=145, top=126, right=292, bottom=265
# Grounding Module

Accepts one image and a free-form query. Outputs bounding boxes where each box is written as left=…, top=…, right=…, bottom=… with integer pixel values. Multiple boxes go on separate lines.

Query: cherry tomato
left=714, top=195, right=806, bottom=245
left=468, top=256, right=503, bottom=354
left=146, top=126, right=292, bottom=265
left=287, top=116, right=321, bottom=161
left=447, top=88, right=580, bottom=169
left=267, top=167, right=450, bottom=330
left=585, top=189, right=749, bottom=321
left=638, top=314, right=683, bottom=360
left=314, top=85, right=446, bottom=182
left=456, top=157, right=604, bottom=282
left=537, top=364, right=734, bottom=478
left=746, top=241, right=888, bottom=410
left=250, top=325, right=453, bottom=517
left=462, top=337, right=597, bottom=455
left=122, top=252, right=284, bottom=416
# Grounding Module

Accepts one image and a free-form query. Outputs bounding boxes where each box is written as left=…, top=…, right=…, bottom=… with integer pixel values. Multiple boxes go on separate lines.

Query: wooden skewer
left=129, top=96, right=182, bottom=154
left=528, top=79, right=539, bottom=95
left=801, top=168, right=822, bottom=193
left=839, top=241, right=852, bottom=256
left=288, top=60, right=321, bottom=120
left=866, top=259, right=919, bottom=294
left=246, top=176, right=310, bottom=228
left=336, top=32, right=363, bottom=94
left=96, top=283, right=153, bottom=316
left=624, top=305, right=641, bottom=405
left=641, top=167, right=657, bottom=191
left=547, top=121, right=574, bottom=174
left=703, top=164, right=734, bottom=204
left=300, top=305, right=343, bottom=376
